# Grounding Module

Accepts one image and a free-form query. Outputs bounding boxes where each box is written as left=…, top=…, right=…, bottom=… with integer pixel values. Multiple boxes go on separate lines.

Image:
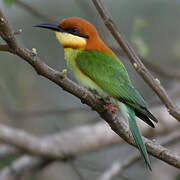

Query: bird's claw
left=82, top=89, right=88, bottom=99
left=104, top=103, right=118, bottom=114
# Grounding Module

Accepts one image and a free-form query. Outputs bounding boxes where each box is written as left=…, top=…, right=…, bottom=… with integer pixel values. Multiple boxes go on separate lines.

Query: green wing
left=75, top=50, right=146, bottom=108
left=75, top=50, right=158, bottom=127
left=75, top=50, right=155, bottom=169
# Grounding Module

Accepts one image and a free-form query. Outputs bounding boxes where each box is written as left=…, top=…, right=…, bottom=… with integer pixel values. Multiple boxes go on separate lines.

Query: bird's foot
left=104, top=103, right=118, bottom=114
left=81, top=89, right=88, bottom=104
left=88, top=89, right=102, bottom=100
left=82, top=89, right=88, bottom=99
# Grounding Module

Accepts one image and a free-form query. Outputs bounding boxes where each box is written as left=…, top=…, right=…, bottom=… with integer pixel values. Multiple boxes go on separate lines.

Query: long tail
left=118, top=102, right=151, bottom=170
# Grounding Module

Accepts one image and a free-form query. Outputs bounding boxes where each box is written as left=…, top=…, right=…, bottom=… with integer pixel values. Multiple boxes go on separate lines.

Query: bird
left=34, top=17, right=158, bottom=170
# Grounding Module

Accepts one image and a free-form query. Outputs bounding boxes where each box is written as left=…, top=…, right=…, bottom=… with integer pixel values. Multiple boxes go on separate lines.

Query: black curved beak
left=34, top=24, right=65, bottom=32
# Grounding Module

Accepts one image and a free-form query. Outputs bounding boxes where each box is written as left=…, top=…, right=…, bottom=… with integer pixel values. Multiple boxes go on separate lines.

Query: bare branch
left=0, top=104, right=179, bottom=159
left=0, top=145, right=21, bottom=159
left=98, top=153, right=140, bottom=180
left=112, top=47, right=180, bottom=80
left=91, top=0, right=180, bottom=122
left=0, top=155, right=44, bottom=180
left=0, top=44, right=12, bottom=52
left=98, top=129, right=180, bottom=180
left=0, top=9, right=180, bottom=168
left=0, top=116, right=178, bottom=180
left=0, top=109, right=179, bottom=168
left=0, top=122, right=118, bottom=159
left=1, top=126, right=178, bottom=180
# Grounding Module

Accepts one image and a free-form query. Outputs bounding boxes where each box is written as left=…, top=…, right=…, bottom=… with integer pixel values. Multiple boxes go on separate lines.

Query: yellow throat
left=56, top=32, right=86, bottom=49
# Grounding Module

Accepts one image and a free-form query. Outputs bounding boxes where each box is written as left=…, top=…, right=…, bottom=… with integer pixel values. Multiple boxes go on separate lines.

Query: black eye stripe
left=64, top=27, right=89, bottom=39
left=65, top=27, right=79, bottom=33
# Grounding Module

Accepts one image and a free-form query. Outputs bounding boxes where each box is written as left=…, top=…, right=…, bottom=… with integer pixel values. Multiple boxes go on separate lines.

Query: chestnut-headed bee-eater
left=35, top=17, right=158, bottom=170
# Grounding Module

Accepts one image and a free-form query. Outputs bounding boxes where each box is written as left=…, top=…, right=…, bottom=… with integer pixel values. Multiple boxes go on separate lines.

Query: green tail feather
left=118, top=102, right=151, bottom=170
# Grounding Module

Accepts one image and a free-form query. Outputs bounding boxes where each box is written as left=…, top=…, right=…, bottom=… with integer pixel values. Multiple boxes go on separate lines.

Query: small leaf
left=131, top=17, right=149, bottom=58
left=3, top=0, right=13, bottom=6
left=132, top=36, right=149, bottom=58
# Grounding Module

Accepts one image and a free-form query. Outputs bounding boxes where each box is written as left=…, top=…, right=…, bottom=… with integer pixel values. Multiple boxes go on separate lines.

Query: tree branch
left=0, top=145, right=21, bottom=159
left=91, top=0, right=180, bottom=122
left=0, top=9, right=180, bottom=168
left=0, top=44, right=11, bottom=52
left=8, top=0, right=180, bottom=81
left=112, top=47, right=180, bottom=80
left=0, top=104, right=179, bottom=160
left=0, top=126, right=180, bottom=180
left=0, top=122, right=119, bottom=159
left=0, top=155, right=44, bottom=180
left=98, top=129, right=180, bottom=180
left=98, top=153, right=140, bottom=180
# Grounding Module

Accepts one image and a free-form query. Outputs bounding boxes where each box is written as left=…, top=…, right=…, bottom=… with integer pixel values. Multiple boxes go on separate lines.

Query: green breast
left=64, top=48, right=104, bottom=95
left=64, top=48, right=81, bottom=70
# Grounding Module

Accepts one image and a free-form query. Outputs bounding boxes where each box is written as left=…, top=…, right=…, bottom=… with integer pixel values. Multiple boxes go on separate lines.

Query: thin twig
left=0, top=155, right=44, bottom=180
left=0, top=9, right=180, bottom=168
left=91, top=0, right=180, bottom=122
left=13, top=0, right=57, bottom=23
left=70, top=161, right=86, bottom=180
left=98, top=153, right=140, bottom=180
left=112, top=47, right=180, bottom=80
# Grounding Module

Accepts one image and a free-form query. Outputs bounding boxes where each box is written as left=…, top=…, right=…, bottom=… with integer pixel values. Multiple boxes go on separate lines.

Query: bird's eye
left=71, top=27, right=80, bottom=33
left=65, top=27, right=89, bottom=39
left=66, top=27, right=80, bottom=34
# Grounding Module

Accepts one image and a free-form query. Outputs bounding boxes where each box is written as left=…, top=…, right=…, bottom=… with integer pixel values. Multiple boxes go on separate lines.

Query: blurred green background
left=0, top=0, right=180, bottom=179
